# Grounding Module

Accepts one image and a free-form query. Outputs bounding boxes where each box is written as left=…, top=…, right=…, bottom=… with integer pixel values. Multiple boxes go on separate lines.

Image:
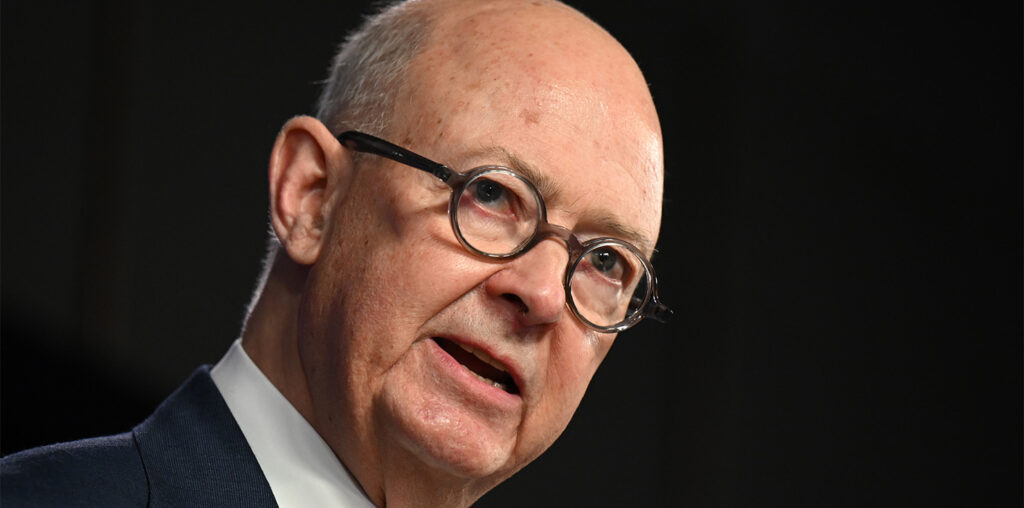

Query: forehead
left=390, top=1, right=664, bottom=253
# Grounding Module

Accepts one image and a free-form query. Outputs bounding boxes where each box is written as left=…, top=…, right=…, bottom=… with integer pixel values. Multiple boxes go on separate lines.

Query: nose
left=484, top=238, right=568, bottom=328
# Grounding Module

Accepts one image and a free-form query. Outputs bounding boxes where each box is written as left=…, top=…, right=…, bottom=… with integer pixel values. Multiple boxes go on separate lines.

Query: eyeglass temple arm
left=630, top=294, right=673, bottom=324
left=337, top=131, right=455, bottom=182
left=649, top=300, right=674, bottom=323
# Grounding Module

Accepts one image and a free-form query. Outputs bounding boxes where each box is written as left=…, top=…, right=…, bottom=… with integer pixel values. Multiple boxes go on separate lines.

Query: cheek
left=517, top=332, right=612, bottom=461
left=549, top=335, right=607, bottom=410
left=358, top=182, right=492, bottom=323
left=301, top=174, right=500, bottom=385
left=327, top=179, right=456, bottom=315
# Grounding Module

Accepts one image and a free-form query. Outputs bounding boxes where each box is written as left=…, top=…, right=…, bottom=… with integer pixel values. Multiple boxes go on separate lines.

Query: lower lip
left=425, top=338, right=522, bottom=410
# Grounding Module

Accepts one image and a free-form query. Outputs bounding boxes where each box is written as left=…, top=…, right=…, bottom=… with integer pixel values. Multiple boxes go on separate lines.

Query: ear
left=268, top=115, right=349, bottom=265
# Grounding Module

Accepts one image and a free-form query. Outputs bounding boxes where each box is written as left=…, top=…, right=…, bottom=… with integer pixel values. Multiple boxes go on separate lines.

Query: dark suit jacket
left=1, top=366, right=278, bottom=507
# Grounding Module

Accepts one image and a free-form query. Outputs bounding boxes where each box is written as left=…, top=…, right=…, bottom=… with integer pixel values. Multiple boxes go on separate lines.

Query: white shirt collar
left=210, top=339, right=375, bottom=508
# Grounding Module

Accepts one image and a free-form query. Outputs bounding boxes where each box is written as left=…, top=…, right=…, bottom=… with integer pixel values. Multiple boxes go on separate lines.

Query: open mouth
left=433, top=337, right=519, bottom=395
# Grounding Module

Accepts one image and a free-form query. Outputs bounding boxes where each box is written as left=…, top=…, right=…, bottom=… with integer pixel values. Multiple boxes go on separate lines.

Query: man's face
left=296, top=2, right=663, bottom=489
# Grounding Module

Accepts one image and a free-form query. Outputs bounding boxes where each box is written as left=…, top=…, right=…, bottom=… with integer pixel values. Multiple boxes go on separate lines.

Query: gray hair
left=315, top=1, right=434, bottom=135
left=244, top=1, right=434, bottom=324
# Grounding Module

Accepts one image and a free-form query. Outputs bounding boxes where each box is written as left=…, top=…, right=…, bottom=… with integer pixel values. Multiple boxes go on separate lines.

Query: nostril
left=501, top=293, right=528, bottom=314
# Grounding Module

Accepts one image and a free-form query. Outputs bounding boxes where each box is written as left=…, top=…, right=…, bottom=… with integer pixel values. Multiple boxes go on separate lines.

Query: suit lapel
left=133, top=366, right=277, bottom=507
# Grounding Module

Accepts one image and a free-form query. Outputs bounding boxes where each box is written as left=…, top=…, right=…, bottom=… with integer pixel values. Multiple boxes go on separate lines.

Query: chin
left=377, top=378, right=519, bottom=480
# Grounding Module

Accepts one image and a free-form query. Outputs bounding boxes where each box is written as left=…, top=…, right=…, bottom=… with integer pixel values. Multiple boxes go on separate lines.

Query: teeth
left=460, top=343, right=508, bottom=373
left=468, top=369, right=510, bottom=392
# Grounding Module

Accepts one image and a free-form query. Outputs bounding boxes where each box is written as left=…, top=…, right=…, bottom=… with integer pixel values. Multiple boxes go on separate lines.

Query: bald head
left=317, top=0, right=663, bottom=218
left=416, top=0, right=658, bottom=126
left=388, top=0, right=665, bottom=246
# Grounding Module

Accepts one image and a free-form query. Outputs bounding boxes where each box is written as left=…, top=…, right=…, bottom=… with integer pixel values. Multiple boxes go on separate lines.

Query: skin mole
left=520, top=108, right=541, bottom=125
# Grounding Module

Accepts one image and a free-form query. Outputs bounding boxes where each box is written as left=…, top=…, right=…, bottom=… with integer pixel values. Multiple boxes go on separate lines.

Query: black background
left=2, top=1, right=1020, bottom=506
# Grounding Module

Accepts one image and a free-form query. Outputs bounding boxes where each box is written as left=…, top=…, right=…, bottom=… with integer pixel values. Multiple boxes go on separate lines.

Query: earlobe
left=267, top=115, right=349, bottom=265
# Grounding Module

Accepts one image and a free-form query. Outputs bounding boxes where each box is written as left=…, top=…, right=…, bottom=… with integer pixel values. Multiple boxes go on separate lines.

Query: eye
left=466, top=177, right=519, bottom=217
left=588, top=248, right=624, bottom=278
left=473, top=179, right=506, bottom=205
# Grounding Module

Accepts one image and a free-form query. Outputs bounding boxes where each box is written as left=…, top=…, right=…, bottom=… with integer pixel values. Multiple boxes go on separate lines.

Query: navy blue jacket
left=1, top=366, right=277, bottom=507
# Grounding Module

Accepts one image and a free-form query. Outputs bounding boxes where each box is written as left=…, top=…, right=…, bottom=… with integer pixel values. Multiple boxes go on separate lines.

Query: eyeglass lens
left=454, top=170, right=649, bottom=329
left=455, top=170, right=542, bottom=255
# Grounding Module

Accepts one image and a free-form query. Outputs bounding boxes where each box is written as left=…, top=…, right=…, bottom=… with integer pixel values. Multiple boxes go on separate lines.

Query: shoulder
left=1, top=432, right=148, bottom=507
left=1, top=366, right=276, bottom=507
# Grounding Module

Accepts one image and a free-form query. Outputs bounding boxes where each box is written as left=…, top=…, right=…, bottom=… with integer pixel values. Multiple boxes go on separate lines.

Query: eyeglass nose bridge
left=520, top=222, right=585, bottom=267
left=518, top=222, right=664, bottom=333
left=501, top=221, right=594, bottom=318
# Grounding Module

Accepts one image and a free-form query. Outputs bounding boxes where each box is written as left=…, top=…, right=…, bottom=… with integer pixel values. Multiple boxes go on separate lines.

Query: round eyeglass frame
left=336, top=130, right=672, bottom=332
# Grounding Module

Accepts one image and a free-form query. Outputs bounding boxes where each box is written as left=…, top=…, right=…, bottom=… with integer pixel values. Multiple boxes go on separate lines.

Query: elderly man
left=2, top=0, right=669, bottom=506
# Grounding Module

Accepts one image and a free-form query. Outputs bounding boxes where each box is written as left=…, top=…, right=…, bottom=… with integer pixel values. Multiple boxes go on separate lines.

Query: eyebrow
left=587, top=213, right=655, bottom=256
left=473, top=146, right=563, bottom=204
left=467, top=146, right=655, bottom=255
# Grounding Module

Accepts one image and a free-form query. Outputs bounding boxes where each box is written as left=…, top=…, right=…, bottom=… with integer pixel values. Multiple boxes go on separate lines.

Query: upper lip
left=432, top=333, right=526, bottom=397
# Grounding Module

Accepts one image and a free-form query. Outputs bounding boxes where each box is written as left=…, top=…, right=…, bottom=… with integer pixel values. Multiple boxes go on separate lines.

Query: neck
left=241, top=249, right=314, bottom=420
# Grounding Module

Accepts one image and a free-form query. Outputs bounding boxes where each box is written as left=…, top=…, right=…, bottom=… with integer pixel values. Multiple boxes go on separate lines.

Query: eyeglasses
left=336, top=131, right=672, bottom=333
